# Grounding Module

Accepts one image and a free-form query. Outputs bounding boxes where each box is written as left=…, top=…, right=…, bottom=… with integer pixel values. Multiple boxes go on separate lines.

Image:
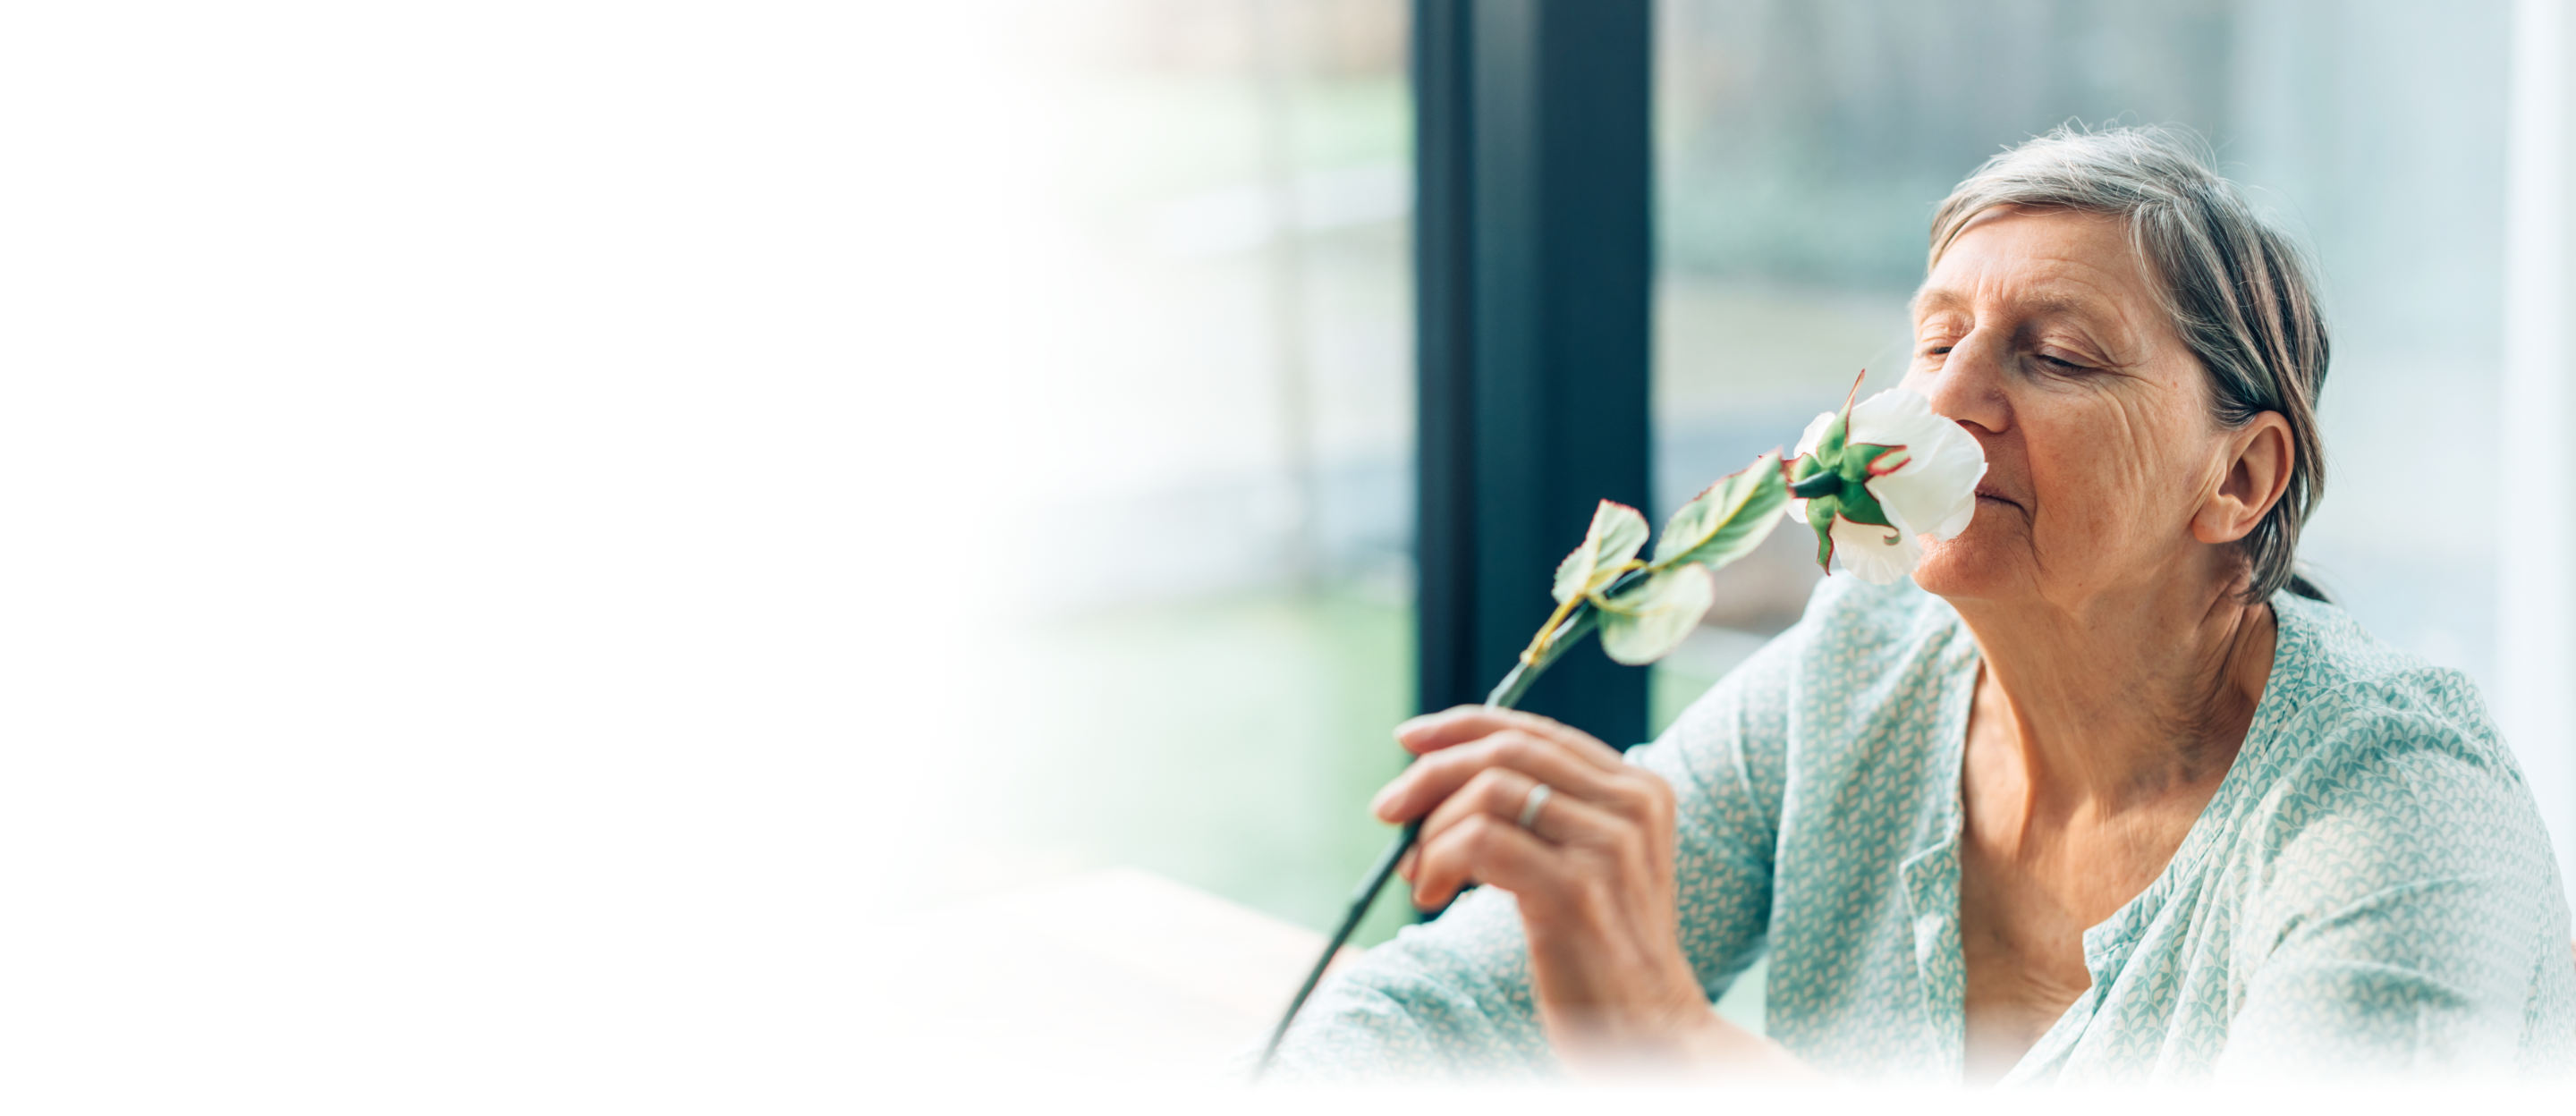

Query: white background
left=0, top=3, right=1059, bottom=1104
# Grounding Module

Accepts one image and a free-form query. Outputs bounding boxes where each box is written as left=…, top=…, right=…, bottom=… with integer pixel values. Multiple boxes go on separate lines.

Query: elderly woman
left=1267, top=127, right=2574, bottom=1084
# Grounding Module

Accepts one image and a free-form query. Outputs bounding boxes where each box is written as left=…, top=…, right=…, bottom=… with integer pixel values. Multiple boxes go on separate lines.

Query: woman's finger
left=1415, top=766, right=1540, bottom=858
left=1374, top=727, right=1614, bottom=823
left=1408, top=810, right=1565, bottom=910
left=1394, top=706, right=1626, bottom=769
left=1372, top=727, right=1656, bottom=825
left=1417, top=763, right=1634, bottom=855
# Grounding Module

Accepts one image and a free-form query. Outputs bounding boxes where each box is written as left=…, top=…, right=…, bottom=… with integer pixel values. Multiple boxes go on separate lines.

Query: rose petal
left=1793, top=410, right=1835, bottom=459
left=1828, top=512, right=1922, bottom=585
left=1850, top=387, right=1987, bottom=540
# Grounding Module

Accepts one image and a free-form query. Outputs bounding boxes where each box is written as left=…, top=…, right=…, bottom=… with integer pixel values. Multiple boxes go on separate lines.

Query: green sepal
left=1833, top=465, right=1890, bottom=528
left=1831, top=443, right=1906, bottom=528
left=1816, top=403, right=1850, bottom=462
left=1806, top=494, right=1839, bottom=569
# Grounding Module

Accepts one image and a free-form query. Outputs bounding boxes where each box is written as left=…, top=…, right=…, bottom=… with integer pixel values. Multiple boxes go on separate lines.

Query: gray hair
left=1928, top=125, right=2329, bottom=604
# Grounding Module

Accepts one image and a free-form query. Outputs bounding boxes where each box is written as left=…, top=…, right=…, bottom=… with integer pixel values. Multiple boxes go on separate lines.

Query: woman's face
left=1902, top=207, right=2252, bottom=611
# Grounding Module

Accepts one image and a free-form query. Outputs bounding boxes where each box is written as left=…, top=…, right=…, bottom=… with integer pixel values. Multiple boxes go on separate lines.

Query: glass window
left=938, top=0, right=1420, bottom=947
left=1655, top=1, right=2513, bottom=1023
left=1654, top=0, right=2507, bottom=723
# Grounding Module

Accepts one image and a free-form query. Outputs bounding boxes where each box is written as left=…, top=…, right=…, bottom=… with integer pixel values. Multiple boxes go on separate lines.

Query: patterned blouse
left=1268, top=576, right=2576, bottom=1083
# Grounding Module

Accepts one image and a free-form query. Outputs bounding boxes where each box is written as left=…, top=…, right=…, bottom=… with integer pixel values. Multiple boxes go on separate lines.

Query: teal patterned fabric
left=1267, top=576, right=2576, bottom=1083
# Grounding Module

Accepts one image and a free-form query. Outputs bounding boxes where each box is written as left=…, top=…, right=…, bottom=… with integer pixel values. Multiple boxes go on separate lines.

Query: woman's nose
left=1920, top=328, right=2011, bottom=436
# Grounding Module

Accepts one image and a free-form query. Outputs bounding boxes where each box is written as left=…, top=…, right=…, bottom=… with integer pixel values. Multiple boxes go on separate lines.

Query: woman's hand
left=1371, top=706, right=1802, bottom=1076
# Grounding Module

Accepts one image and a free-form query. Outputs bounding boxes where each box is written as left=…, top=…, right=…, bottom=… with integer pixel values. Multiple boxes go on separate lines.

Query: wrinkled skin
left=1906, top=207, right=2291, bottom=1082
left=1373, top=206, right=2292, bottom=1082
left=1904, top=207, right=2288, bottom=612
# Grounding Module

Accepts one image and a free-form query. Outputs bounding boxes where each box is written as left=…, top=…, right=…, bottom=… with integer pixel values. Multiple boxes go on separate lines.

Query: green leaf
left=1651, top=452, right=1790, bottom=571
left=1597, top=564, right=1716, bottom=665
left=1551, top=500, right=1650, bottom=604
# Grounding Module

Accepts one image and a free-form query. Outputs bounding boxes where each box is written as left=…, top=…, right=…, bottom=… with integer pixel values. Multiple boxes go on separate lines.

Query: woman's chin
left=1911, top=532, right=2019, bottom=600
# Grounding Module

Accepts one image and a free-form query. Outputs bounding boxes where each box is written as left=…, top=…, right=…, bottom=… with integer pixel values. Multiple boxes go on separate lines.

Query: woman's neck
left=1947, top=571, right=2277, bottom=816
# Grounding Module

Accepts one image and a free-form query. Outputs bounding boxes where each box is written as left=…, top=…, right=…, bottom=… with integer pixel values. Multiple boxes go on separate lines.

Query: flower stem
left=1487, top=607, right=1599, bottom=707
left=1252, top=567, right=1650, bottom=1081
left=1516, top=594, right=1583, bottom=668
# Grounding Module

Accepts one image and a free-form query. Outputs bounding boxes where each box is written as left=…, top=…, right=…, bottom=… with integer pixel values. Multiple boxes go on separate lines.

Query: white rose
left=1847, top=386, right=1985, bottom=541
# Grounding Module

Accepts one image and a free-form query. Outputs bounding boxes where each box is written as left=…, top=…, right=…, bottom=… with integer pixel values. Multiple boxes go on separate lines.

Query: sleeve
left=1259, top=624, right=1802, bottom=1082
left=1255, top=884, right=1553, bottom=1083
left=2215, top=687, right=2575, bottom=1080
left=1634, top=625, right=1796, bottom=1002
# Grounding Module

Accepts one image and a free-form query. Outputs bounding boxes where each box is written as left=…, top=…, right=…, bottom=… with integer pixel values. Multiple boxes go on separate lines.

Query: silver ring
left=1516, top=782, right=1554, bottom=831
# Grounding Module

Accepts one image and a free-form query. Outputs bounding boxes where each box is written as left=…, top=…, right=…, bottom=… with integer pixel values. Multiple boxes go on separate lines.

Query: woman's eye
left=2038, top=352, right=2089, bottom=371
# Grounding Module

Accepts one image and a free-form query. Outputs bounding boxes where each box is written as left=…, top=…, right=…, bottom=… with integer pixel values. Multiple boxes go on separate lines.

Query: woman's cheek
left=2077, top=402, right=2192, bottom=541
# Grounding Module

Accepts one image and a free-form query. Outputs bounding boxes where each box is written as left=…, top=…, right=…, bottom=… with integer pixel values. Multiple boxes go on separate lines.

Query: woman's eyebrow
left=1909, top=287, right=1970, bottom=318
left=2023, top=289, right=2146, bottom=346
left=1909, top=286, right=2121, bottom=324
left=1910, top=284, right=2141, bottom=362
left=2020, top=290, right=2119, bottom=320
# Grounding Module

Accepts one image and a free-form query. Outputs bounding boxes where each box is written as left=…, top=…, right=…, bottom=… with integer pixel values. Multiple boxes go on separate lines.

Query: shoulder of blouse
left=2261, top=590, right=2512, bottom=776
left=2220, top=592, right=2564, bottom=943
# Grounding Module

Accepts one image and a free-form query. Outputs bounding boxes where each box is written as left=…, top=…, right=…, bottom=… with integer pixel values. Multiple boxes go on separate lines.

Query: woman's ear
left=2193, top=412, right=2294, bottom=545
